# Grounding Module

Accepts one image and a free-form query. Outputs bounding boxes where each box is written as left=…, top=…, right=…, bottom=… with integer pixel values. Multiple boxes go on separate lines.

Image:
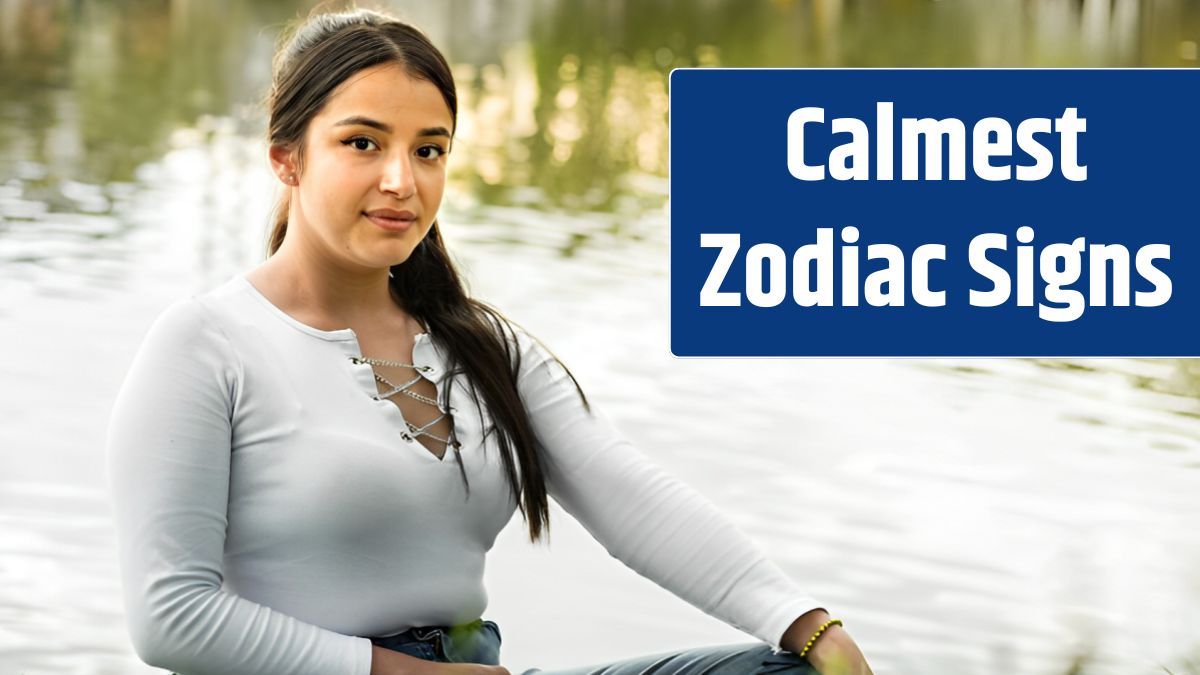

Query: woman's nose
left=380, top=155, right=416, bottom=199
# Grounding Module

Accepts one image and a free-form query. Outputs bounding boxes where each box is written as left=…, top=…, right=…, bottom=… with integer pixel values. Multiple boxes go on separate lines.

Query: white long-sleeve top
left=105, top=273, right=822, bottom=675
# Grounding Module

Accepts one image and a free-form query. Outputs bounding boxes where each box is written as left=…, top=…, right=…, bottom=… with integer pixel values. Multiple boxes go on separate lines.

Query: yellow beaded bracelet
left=797, top=618, right=843, bottom=659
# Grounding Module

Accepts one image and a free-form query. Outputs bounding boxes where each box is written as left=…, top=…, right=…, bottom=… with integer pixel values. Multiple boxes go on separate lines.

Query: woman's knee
left=522, top=642, right=818, bottom=675
left=656, top=642, right=818, bottom=675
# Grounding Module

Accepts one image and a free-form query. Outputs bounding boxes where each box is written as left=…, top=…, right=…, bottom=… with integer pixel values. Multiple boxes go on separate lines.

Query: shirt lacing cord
left=349, top=355, right=462, bottom=450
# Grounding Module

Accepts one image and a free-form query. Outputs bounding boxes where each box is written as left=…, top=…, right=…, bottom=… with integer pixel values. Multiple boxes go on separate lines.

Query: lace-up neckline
left=350, top=355, right=462, bottom=458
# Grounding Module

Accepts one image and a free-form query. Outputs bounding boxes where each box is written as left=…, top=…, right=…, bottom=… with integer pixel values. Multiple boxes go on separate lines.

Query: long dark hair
left=264, top=6, right=588, bottom=544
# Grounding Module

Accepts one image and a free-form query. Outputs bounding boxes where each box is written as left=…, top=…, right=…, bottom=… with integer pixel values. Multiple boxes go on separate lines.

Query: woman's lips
left=364, top=211, right=416, bottom=231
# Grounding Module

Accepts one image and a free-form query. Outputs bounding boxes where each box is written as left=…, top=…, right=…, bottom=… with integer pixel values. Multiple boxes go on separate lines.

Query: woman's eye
left=341, top=137, right=378, bottom=152
left=417, top=145, right=446, bottom=160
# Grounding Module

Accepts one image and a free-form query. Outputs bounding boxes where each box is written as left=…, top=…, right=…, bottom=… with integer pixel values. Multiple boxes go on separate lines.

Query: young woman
left=106, top=7, right=874, bottom=675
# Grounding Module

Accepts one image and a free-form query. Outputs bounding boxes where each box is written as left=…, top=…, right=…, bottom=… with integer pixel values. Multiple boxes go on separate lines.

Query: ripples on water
left=1, top=1, right=1199, bottom=674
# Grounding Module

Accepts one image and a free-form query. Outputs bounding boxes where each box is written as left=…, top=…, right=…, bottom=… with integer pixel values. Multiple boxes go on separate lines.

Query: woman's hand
left=370, top=645, right=511, bottom=675
left=780, top=609, right=874, bottom=675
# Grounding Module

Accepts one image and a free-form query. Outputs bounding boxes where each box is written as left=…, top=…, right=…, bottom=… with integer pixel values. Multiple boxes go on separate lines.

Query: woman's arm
left=782, top=609, right=873, bottom=675
left=510, top=327, right=828, bottom=653
left=106, top=298, right=373, bottom=675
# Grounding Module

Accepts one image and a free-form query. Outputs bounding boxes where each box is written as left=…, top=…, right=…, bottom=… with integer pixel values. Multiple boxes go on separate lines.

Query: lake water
left=1, top=1, right=1198, bottom=674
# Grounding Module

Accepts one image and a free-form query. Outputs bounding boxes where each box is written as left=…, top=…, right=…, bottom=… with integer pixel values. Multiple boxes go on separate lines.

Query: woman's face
left=275, top=62, right=454, bottom=271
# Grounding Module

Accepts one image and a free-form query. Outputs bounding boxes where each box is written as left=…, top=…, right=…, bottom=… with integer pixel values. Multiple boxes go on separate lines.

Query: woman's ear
left=269, top=144, right=300, bottom=185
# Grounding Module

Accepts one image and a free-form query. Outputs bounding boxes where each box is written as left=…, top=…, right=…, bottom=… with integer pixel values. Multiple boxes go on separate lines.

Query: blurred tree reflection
left=0, top=0, right=1196, bottom=209
left=0, top=0, right=307, bottom=184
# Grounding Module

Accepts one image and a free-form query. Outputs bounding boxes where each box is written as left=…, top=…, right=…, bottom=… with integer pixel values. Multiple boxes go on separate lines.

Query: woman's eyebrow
left=333, top=116, right=450, bottom=138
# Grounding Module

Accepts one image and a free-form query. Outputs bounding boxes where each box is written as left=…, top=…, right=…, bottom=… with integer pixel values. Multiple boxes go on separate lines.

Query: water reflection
left=3, top=0, right=1198, bottom=205
left=1, top=1, right=1199, bottom=674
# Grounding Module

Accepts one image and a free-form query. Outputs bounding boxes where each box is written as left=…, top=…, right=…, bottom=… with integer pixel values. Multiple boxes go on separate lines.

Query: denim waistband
left=367, top=618, right=502, bottom=665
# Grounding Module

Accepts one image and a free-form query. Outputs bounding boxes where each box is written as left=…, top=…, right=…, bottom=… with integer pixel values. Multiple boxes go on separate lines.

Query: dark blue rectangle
left=669, top=68, right=1200, bottom=356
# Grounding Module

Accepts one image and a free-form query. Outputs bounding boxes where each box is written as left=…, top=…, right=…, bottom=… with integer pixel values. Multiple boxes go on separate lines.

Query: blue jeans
left=368, top=618, right=504, bottom=665
left=367, top=619, right=819, bottom=674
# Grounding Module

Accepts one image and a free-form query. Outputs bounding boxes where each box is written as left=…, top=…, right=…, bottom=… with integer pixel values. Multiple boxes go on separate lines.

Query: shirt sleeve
left=105, top=297, right=374, bottom=675
left=512, top=327, right=824, bottom=654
